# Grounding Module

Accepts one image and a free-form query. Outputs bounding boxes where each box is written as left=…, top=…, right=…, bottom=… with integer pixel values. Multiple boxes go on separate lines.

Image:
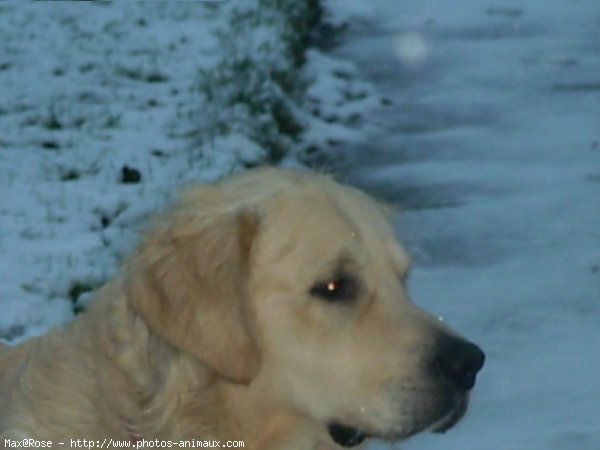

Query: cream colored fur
left=0, top=168, right=463, bottom=449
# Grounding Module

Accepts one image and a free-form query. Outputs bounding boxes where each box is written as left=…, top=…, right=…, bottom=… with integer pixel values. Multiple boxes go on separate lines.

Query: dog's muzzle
left=327, top=337, right=485, bottom=446
left=431, top=393, right=470, bottom=433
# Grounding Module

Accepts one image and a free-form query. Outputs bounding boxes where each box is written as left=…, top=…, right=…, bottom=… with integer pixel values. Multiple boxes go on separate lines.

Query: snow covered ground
left=0, top=1, right=376, bottom=341
left=1, top=0, right=598, bottom=448
left=327, top=0, right=600, bottom=449
left=0, top=1, right=222, bottom=340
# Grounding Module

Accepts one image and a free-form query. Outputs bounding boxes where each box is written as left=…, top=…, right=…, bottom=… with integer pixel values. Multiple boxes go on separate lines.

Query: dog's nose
left=433, top=336, right=485, bottom=391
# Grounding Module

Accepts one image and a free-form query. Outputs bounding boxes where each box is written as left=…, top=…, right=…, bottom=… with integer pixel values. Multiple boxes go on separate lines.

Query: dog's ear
left=127, top=198, right=261, bottom=385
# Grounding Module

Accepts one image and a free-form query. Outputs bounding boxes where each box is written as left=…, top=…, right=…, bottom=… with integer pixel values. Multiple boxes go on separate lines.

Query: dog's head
left=128, top=168, right=485, bottom=447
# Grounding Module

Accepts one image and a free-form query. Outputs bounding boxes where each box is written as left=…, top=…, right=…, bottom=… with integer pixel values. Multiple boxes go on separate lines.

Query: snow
left=327, top=0, right=600, bottom=449
left=0, top=2, right=220, bottom=341
left=1, top=0, right=598, bottom=448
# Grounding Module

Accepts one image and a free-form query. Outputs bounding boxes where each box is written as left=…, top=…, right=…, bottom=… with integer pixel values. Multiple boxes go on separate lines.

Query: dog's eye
left=310, top=274, right=358, bottom=302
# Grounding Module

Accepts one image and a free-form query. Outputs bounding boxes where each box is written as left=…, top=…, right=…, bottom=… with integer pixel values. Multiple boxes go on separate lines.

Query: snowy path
left=329, top=1, right=600, bottom=449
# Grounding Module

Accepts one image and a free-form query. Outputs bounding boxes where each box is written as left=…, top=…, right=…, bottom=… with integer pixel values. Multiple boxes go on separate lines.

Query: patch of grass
left=93, top=201, right=129, bottom=230
left=0, top=324, right=25, bottom=341
left=116, top=65, right=169, bottom=83
left=79, top=62, right=96, bottom=73
left=146, top=71, right=168, bottom=83
left=42, top=110, right=63, bottom=130
left=68, top=281, right=96, bottom=315
left=73, top=116, right=87, bottom=128
left=60, top=168, right=80, bottom=181
left=104, top=113, right=121, bottom=128
left=195, top=0, right=322, bottom=165
left=21, top=283, right=38, bottom=293
left=41, top=140, right=60, bottom=150
left=120, top=165, right=142, bottom=184
left=151, top=149, right=167, bottom=158
left=198, top=59, right=304, bottom=163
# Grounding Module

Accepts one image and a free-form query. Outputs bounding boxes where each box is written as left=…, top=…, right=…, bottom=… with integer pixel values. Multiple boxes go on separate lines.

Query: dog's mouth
left=431, top=393, right=470, bottom=434
left=328, top=393, right=470, bottom=447
left=327, top=423, right=369, bottom=448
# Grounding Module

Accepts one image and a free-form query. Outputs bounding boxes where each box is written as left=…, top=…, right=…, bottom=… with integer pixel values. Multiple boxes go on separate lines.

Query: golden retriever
left=0, top=168, right=484, bottom=449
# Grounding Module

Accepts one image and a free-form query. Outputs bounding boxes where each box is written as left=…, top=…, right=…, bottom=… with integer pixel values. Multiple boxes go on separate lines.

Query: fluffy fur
left=0, top=168, right=481, bottom=449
